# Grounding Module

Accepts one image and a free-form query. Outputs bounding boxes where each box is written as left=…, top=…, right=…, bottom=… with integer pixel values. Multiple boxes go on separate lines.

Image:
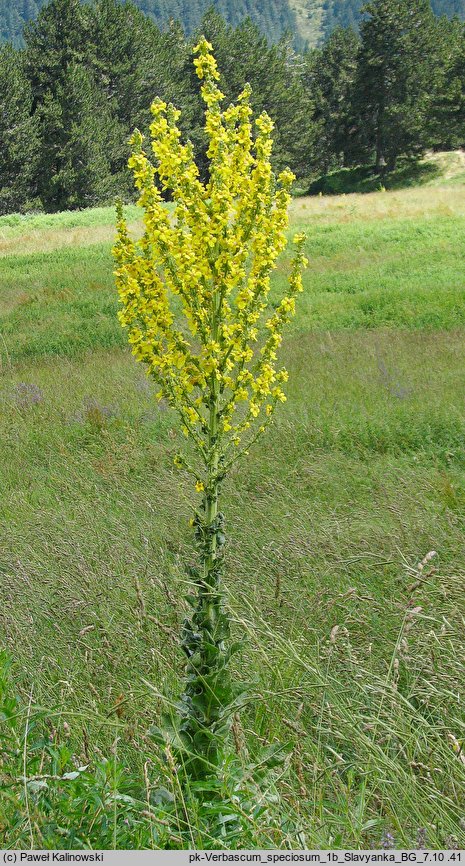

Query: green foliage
left=428, top=16, right=465, bottom=149
left=321, top=0, right=364, bottom=35
left=24, top=0, right=132, bottom=209
left=0, top=0, right=314, bottom=213
left=431, top=0, right=465, bottom=15
left=0, top=651, right=297, bottom=847
left=305, top=26, right=360, bottom=173
left=2, top=0, right=297, bottom=46
left=349, top=0, right=438, bottom=170
left=2, top=0, right=465, bottom=49
left=0, top=651, right=151, bottom=848
left=0, top=44, right=39, bottom=214
left=135, top=0, right=297, bottom=44
left=0, top=0, right=463, bottom=215
left=321, top=0, right=465, bottom=38
left=35, top=64, right=127, bottom=211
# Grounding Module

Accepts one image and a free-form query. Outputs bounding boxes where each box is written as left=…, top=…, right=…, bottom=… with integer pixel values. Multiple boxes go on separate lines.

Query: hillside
left=1, top=0, right=464, bottom=47
left=0, top=0, right=45, bottom=44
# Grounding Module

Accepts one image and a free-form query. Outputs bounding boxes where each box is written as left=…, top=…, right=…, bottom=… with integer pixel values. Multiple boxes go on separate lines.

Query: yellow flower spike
left=193, top=38, right=213, bottom=54
left=114, top=52, right=307, bottom=745
left=193, top=37, right=220, bottom=82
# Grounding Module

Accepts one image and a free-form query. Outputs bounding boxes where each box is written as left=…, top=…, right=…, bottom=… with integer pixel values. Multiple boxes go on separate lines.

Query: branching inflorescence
left=114, top=38, right=307, bottom=783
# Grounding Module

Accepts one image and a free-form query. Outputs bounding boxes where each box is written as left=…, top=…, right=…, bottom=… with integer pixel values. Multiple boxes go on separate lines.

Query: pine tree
left=133, top=0, right=296, bottom=42
left=89, top=0, right=157, bottom=129
left=34, top=62, right=126, bottom=211
left=24, top=0, right=130, bottom=210
left=123, top=15, right=191, bottom=139
left=0, top=44, right=39, bottom=214
left=429, top=16, right=465, bottom=149
left=351, top=0, right=437, bottom=171
left=24, top=0, right=91, bottom=103
left=322, top=0, right=362, bottom=37
left=305, top=26, right=360, bottom=172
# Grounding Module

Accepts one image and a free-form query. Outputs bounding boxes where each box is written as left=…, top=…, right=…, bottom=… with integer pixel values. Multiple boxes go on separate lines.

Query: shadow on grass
left=308, top=159, right=441, bottom=196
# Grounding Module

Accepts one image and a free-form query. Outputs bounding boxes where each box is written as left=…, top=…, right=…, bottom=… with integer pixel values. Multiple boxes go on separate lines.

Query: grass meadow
left=0, top=178, right=464, bottom=848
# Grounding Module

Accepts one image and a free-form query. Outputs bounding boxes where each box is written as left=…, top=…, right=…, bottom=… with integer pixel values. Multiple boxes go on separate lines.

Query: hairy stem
left=178, top=289, right=232, bottom=782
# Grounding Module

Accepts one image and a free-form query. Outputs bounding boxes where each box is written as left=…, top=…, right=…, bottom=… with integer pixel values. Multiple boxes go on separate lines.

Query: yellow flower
left=114, top=40, right=305, bottom=463
left=195, top=480, right=205, bottom=493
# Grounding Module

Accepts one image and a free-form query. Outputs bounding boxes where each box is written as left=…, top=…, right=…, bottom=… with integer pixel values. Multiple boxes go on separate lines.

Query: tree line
left=0, top=0, right=464, bottom=215
left=2, top=0, right=464, bottom=49
left=322, top=0, right=464, bottom=33
left=0, top=0, right=297, bottom=48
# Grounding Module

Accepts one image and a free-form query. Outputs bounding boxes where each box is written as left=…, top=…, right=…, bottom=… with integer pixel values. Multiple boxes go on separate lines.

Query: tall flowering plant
left=113, top=38, right=307, bottom=782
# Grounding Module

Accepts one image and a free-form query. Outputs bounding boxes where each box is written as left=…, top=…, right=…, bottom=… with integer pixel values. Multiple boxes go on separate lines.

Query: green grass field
left=1, top=180, right=464, bottom=848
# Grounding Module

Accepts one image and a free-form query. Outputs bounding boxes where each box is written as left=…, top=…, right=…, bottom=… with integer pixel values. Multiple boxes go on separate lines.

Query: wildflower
left=13, top=382, right=44, bottom=409
left=381, top=830, right=395, bottom=850
left=113, top=38, right=306, bottom=784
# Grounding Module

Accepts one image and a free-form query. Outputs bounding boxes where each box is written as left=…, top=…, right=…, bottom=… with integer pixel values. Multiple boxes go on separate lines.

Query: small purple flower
left=13, top=382, right=44, bottom=409
left=83, top=396, right=116, bottom=419
left=381, top=829, right=395, bottom=850
left=70, top=397, right=118, bottom=428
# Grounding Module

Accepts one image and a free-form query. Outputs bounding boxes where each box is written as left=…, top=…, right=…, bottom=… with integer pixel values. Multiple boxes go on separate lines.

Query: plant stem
left=179, top=289, right=232, bottom=782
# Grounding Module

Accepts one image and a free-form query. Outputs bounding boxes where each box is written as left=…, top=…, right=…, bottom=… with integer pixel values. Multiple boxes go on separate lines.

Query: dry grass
left=0, top=219, right=143, bottom=259
left=291, top=182, right=465, bottom=224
